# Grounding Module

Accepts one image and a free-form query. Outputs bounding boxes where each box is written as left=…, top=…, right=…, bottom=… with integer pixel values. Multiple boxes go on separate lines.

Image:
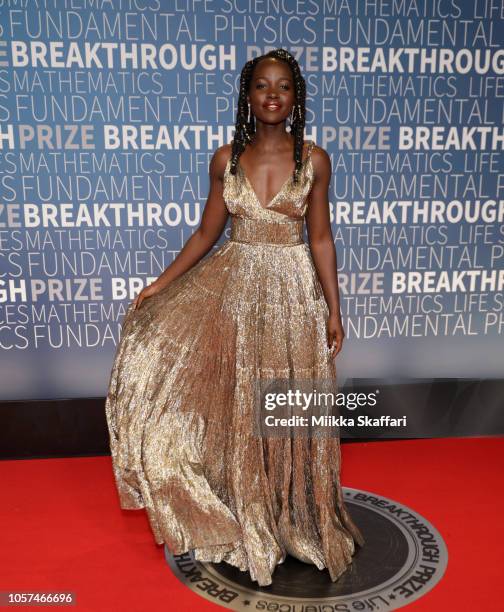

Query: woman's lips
left=264, top=103, right=281, bottom=110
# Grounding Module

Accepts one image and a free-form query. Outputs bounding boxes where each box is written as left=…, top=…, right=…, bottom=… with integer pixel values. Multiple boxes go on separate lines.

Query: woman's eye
left=256, top=83, right=290, bottom=91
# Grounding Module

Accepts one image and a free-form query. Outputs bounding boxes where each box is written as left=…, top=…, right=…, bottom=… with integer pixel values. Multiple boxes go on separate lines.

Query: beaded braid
left=229, top=49, right=307, bottom=184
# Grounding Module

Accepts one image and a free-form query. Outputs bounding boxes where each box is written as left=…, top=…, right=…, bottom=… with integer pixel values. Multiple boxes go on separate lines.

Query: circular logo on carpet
left=165, top=487, right=448, bottom=611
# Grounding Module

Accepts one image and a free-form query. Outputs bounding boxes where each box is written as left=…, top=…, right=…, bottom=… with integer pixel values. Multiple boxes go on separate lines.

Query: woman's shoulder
left=305, top=140, right=329, bottom=160
left=212, top=142, right=233, bottom=161
left=304, top=141, right=331, bottom=178
left=210, top=143, right=233, bottom=178
left=304, top=139, right=326, bottom=154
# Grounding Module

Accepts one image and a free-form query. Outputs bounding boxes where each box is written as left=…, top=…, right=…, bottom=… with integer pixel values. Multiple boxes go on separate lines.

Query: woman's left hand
left=327, top=311, right=345, bottom=357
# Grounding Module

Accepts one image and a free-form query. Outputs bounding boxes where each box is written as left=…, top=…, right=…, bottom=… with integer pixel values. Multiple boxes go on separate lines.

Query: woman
left=105, top=48, right=364, bottom=587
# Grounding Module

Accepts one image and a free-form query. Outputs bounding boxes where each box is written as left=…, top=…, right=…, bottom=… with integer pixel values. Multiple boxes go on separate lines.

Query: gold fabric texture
left=105, top=141, right=365, bottom=587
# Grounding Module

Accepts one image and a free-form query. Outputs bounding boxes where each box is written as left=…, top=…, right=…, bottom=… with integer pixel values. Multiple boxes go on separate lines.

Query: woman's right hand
left=132, top=280, right=166, bottom=310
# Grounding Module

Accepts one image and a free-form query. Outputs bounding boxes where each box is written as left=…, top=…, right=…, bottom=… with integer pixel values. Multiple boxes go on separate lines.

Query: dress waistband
left=230, top=216, right=304, bottom=246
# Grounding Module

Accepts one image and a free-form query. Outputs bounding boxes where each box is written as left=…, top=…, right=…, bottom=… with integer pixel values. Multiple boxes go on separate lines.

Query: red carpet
left=1, top=437, right=502, bottom=611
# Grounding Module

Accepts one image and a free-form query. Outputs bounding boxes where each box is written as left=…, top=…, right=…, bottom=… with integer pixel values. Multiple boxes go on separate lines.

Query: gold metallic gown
left=105, top=140, right=365, bottom=587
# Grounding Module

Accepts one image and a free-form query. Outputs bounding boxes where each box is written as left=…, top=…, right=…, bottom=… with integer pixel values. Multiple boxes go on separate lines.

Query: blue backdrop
left=0, top=2, right=503, bottom=400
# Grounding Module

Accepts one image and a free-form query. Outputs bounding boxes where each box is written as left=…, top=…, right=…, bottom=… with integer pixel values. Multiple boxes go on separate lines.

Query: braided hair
left=229, top=49, right=306, bottom=184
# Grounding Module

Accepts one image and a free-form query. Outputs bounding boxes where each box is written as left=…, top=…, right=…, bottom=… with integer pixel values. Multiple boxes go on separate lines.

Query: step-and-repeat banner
left=0, top=3, right=503, bottom=400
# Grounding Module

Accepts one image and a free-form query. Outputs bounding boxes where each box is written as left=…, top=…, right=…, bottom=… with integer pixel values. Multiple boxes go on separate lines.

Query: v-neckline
left=237, top=144, right=312, bottom=210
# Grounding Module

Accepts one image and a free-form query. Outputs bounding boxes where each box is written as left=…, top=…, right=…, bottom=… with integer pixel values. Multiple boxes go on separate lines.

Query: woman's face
left=247, top=58, right=295, bottom=126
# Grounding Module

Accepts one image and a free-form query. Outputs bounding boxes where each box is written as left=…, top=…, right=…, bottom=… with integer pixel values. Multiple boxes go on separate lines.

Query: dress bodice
left=223, top=141, right=315, bottom=223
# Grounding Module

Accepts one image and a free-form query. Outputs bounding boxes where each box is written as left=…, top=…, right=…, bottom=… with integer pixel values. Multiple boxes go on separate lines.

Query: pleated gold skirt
left=105, top=217, right=365, bottom=587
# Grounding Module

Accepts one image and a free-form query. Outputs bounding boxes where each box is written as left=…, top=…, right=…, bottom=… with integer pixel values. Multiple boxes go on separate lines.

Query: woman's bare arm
left=132, top=145, right=230, bottom=309
left=153, top=145, right=231, bottom=289
left=305, top=146, right=345, bottom=355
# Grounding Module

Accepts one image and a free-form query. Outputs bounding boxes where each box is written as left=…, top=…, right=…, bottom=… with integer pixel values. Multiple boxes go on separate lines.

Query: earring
left=290, top=104, right=297, bottom=124
left=247, top=103, right=251, bottom=124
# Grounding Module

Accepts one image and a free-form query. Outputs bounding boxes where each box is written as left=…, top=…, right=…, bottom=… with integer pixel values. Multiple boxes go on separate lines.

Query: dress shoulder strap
left=304, top=140, right=315, bottom=161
